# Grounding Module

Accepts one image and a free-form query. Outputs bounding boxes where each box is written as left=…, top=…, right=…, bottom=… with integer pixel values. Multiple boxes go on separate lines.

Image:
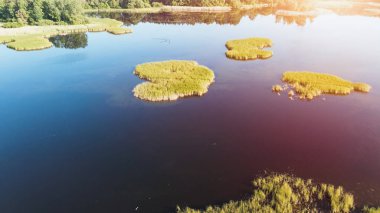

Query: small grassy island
left=225, top=37, right=273, bottom=60
left=133, top=60, right=215, bottom=102
left=178, top=173, right=356, bottom=213
left=0, top=18, right=132, bottom=51
left=272, top=71, right=371, bottom=100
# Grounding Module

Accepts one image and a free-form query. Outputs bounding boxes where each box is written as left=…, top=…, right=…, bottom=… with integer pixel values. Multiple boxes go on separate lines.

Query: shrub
left=2, top=22, right=24, bottom=28
left=152, top=2, right=164, bottom=7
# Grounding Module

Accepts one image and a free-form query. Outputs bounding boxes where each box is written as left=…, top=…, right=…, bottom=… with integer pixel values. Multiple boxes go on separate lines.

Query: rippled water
left=0, top=10, right=380, bottom=213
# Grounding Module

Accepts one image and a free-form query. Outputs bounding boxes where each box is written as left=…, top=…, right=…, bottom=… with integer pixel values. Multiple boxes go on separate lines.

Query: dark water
left=1, top=11, right=380, bottom=213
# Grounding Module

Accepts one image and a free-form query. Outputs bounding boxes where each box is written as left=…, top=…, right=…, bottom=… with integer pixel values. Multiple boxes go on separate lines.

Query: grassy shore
left=178, top=173, right=355, bottom=213
left=225, top=37, right=273, bottom=60
left=274, top=71, right=371, bottom=100
left=0, top=18, right=132, bottom=51
left=133, top=60, right=215, bottom=102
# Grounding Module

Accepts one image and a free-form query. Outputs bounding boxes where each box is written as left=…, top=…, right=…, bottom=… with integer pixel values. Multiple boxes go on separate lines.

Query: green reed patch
left=363, top=206, right=380, bottom=213
left=106, top=27, right=133, bottom=35
left=133, top=60, right=215, bottom=102
left=2, top=36, right=52, bottom=51
left=178, top=173, right=355, bottom=213
left=273, top=71, right=371, bottom=100
left=225, top=37, right=273, bottom=60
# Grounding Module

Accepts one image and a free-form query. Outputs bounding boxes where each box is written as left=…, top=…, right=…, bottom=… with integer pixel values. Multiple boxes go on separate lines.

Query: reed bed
left=1, top=35, right=52, bottom=51
left=225, top=37, right=273, bottom=60
left=133, top=60, right=215, bottom=102
left=363, top=206, right=380, bottom=213
left=0, top=18, right=132, bottom=51
left=279, top=71, right=371, bottom=100
left=272, top=84, right=283, bottom=92
left=178, top=173, right=355, bottom=213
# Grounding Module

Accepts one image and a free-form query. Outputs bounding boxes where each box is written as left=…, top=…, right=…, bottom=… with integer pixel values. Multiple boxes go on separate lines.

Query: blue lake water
left=0, top=12, right=380, bottom=212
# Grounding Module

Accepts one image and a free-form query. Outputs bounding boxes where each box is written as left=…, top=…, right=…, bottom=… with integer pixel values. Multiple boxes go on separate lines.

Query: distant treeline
left=0, top=0, right=303, bottom=26
left=0, top=0, right=84, bottom=25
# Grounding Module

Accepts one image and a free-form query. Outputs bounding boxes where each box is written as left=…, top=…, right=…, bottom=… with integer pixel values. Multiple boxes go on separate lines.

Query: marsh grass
left=0, top=18, right=132, bottom=51
left=106, top=27, right=133, bottom=35
left=1, top=36, right=53, bottom=51
left=363, top=206, right=380, bottom=213
left=133, top=60, right=215, bottom=102
left=274, top=71, right=371, bottom=100
left=272, top=84, right=283, bottom=92
left=178, top=173, right=355, bottom=213
left=225, top=37, right=273, bottom=60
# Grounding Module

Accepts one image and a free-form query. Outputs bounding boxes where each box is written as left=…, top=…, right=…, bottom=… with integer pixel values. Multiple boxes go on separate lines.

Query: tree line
left=0, top=0, right=302, bottom=26
left=0, top=0, right=84, bottom=25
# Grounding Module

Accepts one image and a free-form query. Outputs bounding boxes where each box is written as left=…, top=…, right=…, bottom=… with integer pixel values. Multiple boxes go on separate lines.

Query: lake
left=0, top=9, right=380, bottom=213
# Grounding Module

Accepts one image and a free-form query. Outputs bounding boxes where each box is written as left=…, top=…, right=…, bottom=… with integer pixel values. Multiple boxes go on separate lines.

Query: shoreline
left=0, top=18, right=132, bottom=51
left=84, top=4, right=272, bottom=14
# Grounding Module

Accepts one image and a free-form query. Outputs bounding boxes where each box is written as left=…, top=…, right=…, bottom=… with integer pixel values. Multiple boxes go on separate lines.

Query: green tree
left=28, top=0, right=44, bottom=23
left=43, top=0, right=61, bottom=22
left=15, top=0, right=29, bottom=24
left=55, top=0, right=84, bottom=24
left=3, top=0, right=16, bottom=20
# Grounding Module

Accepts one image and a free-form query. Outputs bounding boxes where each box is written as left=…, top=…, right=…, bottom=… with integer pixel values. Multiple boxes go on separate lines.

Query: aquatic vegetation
left=225, top=37, right=273, bottom=60
left=363, top=206, right=380, bottom=213
left=106, top=27, right=133, bottom=35
left=2, top=36, right=53, bottom=51
left=177, top=173, right=355, bottom=213
left=272, top=84, right=283, bottom=92
left=274, top=71, right=371, bottom=100
left=133, top=60, right=215, bottom=102
left=0, top=18, right=132, bottom=51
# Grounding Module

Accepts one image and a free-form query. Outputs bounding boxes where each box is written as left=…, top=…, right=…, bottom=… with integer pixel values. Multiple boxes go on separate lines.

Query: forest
left=0, top=0, right=304, bottom=26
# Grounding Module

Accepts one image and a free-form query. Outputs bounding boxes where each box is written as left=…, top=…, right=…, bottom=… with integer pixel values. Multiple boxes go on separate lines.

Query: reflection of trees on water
left=49, top=33, right=88, bottom=49
left=88, top=4, right=380, bottom=28
left=91, top=8, right=279, bottom=26
left=275, top=15, right=314, bottom=26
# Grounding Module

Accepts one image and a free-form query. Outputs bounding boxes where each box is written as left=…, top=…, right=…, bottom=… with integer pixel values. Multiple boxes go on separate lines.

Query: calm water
left=1, top=11, right=380, bottom=213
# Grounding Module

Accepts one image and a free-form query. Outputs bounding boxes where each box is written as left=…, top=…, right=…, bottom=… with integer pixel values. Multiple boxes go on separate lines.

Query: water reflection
left=89, top=8, right=276, bottom=26
left=275, top=15, right=314, bottom=26
left=1, top=4, right=380, bottom=213
left=88, top=3, right=380, bottom=27
left=49, top=33, right=88, bottom=49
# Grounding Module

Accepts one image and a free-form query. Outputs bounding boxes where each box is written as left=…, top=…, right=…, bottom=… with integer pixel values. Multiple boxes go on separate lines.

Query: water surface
left=0, top=11, right=380, bottom=213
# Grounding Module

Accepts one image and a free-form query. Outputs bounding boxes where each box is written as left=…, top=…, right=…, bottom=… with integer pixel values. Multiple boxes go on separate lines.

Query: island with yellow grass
left=225, top=37, right=273, bottom=60
left=272, top=71, right=371, bottom=100
left=133, top=60, right=215, bottom=102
